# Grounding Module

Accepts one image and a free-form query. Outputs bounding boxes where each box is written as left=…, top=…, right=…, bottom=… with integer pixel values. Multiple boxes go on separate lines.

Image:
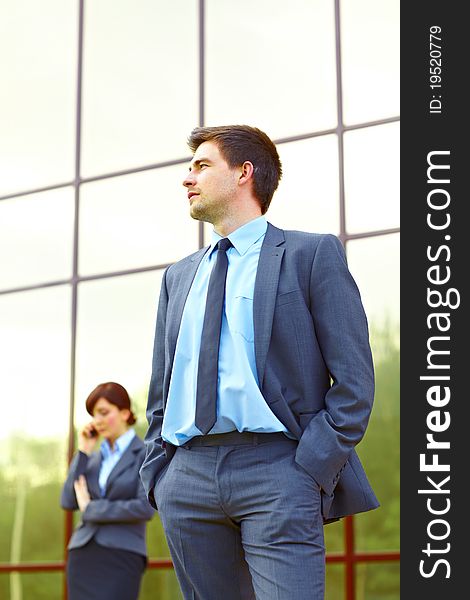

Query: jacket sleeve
left=139, top=267, right=171, bottom=509
left=295, top=234, right=375, bottom=496
left=81, top=477, right=155, bottom=524
left=60, top=451, right=89, bottom=511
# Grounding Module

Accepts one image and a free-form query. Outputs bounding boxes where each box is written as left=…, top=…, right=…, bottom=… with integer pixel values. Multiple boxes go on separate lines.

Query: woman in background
left=61, top=382, right=154, bottom=600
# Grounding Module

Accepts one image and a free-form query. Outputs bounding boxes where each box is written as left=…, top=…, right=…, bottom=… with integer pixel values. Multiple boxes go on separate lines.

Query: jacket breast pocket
left=228, top=291, right=254, bottom=343
left=276, top=289, right=304, bottom=307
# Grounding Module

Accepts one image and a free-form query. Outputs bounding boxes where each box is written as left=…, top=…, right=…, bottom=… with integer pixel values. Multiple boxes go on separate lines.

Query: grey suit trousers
left=155, top=436, right=325, bottom=600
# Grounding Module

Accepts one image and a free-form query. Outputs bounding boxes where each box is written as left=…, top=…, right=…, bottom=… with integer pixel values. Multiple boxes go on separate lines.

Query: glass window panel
left=346, top=234, right=399, bottom=330
left=0, top=466, right=16, bottom=563
left=344, top=123, right=399, bottom=235
left=140, top=567, right=183, bottom=600
left=79, top=168, right=198, bottom=276
left=81, top=0, right=198, bottom=177
left=0, top=1, right=76, bottom=195
left=355, top=311, right=399, bottom=553
left=145, top=511, right=172, bottom=560
left=201, top=137, right=339, bottom=241
left=0, top=572, right=63, bottom=600
left=0, top=286, right=70, bottom=562
left=355, top=341, right=400, bottom=553
left=75, top=271, right=163, bottom=426
left=268, top=136, right=340, bottom=234
left=341, top=0, right=400, bottom=125
left=0, top=575, right=8, bottom=599
left=203, top=221, right=213, bottom=247
left=347, top=235, right=399, bottom=554
left=356, top=562, right=400, bottom=600
left=324, top=518, right=344, bottom=553
left=326, top=564, right=345, bottom=599
left=206, top=0, right=337, bottom=137
left=0, top=189, right=74, bottom=290
left=0, top=287, right=71, bottom=440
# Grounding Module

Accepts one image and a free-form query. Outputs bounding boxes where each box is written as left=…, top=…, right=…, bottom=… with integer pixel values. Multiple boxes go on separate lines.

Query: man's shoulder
left=284, top=229, right=330, bottom=243
left=270, top=223, right=341, bottom=249
left=165, top=246, right=208, bottom=277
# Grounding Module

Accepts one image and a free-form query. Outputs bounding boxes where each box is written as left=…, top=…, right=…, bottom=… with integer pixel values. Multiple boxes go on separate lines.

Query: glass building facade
left=0, top=1, right=399, bottom=598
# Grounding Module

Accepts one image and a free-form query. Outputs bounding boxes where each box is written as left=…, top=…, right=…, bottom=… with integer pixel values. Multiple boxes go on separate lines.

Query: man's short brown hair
left=187, top=125, right=282, bottom=214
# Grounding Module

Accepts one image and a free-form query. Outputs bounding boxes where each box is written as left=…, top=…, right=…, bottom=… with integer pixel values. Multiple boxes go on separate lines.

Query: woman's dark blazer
left=61, top=435, right=155, bottom=557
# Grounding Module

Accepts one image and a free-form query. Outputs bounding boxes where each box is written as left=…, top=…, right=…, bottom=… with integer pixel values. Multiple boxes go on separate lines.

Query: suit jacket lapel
left=86, top=452, right=102, bottom=499
left=105, top=436, right=141, bottom=493
left=254, top=223, right=285, bottom=386
left=167, top=247, right=208, bottom=372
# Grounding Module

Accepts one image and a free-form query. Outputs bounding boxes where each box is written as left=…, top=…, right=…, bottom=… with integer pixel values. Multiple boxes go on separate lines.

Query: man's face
left=182, top=141, right=240, bottom=225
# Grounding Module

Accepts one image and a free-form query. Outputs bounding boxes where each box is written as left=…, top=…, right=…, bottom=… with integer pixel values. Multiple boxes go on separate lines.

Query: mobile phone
left=89, top=426, right=98, bottom=438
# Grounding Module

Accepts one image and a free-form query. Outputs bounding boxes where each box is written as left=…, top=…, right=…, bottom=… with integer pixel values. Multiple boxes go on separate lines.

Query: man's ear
left=238, top=161, right=254, bottom=186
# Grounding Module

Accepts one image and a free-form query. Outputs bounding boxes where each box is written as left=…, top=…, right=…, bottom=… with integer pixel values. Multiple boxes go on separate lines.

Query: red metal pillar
left=344, top=516, right=356, bottom=600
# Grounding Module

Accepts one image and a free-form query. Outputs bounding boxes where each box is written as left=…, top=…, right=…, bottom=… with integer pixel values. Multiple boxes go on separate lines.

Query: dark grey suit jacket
left=61, top=435, right=155, bottom=556
left=140, top=223, right=379, bottom=522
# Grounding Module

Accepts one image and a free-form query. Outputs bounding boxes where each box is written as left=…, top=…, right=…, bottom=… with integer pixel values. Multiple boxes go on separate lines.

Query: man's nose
left=183, top=171, right=195, bottom=188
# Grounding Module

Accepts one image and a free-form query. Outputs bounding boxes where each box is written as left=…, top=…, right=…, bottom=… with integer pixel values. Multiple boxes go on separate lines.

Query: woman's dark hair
left=85, top=382, right=137, bottom=425
left=187, top=125, right=282, bottom=214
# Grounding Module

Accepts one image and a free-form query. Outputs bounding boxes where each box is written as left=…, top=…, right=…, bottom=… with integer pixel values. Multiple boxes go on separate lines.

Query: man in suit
left=140, top=125, right=379, bottom=599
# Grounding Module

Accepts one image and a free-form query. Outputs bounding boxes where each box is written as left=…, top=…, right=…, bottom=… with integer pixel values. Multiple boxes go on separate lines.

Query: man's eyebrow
left=189, top=157, right=212, bottom=171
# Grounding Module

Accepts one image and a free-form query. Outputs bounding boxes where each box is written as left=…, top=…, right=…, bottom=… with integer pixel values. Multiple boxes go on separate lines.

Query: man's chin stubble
left=190, top=202, right=220, bottom=224
left=190, top=206, right=210, bottom=223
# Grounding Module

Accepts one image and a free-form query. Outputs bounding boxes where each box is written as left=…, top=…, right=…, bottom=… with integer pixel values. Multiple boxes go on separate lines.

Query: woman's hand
left=74, top=475, right=91, bottom=512
left=78, top=422, right=99, bottom=455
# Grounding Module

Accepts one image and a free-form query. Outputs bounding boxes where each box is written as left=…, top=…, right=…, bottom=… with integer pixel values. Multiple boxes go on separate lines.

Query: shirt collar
left=209, top=216, right=268, bottom=257
left=100, top=428, right=135, bottom=458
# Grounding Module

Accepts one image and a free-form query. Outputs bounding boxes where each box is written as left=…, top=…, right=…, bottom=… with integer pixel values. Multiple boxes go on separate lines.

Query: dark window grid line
left=345, top=227, right=400, bottom=242
left=0, top=116, right=399, bottom=204
left=334, top=0, right=347, bottom=244
left=0, top=158, right=190, bottom=202
left=198, top=0, right=205, bottom=249
left=69, top=0, right=84, bottom=470
left=64, top=0, right=85, bottom=578
left=0, top=262, right=174, bottom=296
left=0, top=227, right=399, bottom=297
left=198, top=0, right=205, bottom=129
left=334, top=6, right=352, bottom=595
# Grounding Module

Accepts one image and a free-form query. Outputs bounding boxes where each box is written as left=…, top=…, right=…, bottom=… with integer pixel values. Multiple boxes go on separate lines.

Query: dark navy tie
left=195, top=238, right=233, bottom=434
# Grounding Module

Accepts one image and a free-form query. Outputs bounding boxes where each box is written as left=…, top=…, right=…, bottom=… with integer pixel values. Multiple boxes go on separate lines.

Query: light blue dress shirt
left=162, top=216, right=289, bottom=446
left=98, top=428, right=136, bottom=496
